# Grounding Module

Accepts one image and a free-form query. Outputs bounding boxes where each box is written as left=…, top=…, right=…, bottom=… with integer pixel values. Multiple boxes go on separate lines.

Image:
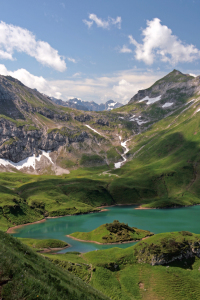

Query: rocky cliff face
left=0, top=75, right=126, bottom=173
left=134, top=232, right=200, bottom=266
left=148, top=242, right=200, bottom=266
left=0, top=118, right=91, bottom=162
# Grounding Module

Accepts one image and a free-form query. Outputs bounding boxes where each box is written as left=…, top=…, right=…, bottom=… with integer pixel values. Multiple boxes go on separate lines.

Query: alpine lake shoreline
left=7, top=202, right=200, bottom=237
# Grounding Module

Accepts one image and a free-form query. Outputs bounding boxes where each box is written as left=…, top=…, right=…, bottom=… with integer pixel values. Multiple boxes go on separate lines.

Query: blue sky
left=0, top=0, right=200, bottom=103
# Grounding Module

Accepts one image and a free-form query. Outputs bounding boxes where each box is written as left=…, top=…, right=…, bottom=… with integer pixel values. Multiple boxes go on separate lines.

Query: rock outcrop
left=0, top=118, right=91, bottom=162
left=96, top=119, right=109, bottom=126
left=0, top=75, right=114, bottom=169
left=74, top=114, right=92, bottom=122
left=134, top=231, right=200, bottom=266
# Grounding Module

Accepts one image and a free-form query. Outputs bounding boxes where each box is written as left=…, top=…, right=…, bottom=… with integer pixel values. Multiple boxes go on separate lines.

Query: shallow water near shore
left=12, top=205, right=200, bottom=253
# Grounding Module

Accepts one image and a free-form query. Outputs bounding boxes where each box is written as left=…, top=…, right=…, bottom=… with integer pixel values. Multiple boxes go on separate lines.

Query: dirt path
left=99, top=170, right=119, bottom=177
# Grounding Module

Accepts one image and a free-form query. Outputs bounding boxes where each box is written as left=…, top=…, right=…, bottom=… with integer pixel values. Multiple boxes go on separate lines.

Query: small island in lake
left=67, top=220, right=153, bottom=244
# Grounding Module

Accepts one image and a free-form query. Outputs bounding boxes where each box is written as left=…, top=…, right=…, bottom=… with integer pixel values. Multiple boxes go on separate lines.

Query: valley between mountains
left=2, top=69, right=200, bottom=300
left=1, top=69, right=200, bottom=231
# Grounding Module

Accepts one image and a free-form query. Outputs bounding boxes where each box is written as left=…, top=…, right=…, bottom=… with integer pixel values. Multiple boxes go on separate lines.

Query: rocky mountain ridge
left=115, top=69, right=200, bottom=130
left=0, top=75, right=129, bottom=174
left=129, top=70, right=200, bottom=104
left=1, top=69, right=200, bottom=175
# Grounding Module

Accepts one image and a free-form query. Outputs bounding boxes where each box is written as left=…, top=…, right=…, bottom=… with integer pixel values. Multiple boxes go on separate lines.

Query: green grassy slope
left=108, top=100, right=200, bottom=207
left=46, top=232, right=200, bottom=300
left=69, top=220, right=152, bottom=243
left=0, top=172, right=115, bottom=231
left=0, top=231, right=110, bottom=300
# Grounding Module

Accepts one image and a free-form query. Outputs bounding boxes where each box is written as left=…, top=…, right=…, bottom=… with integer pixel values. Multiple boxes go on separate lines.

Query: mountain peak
left=129, top=69, right=198, bottom=105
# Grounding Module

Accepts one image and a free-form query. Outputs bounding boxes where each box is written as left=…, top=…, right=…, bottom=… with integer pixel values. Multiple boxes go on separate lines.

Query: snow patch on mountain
left=129, top=115, right=147, bottom=125
left=162, top=102, right=173, bottom=108
left=139, top=95, right=161, bottom=105
left=108, top=102, right=117, bottom=107
left=0, top=150, right=53, bottom=170
left=85, top=125, right=103, bottom=136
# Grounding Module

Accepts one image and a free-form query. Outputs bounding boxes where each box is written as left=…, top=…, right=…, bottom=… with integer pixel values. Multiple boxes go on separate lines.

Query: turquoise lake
left=12, top=205, right=200, bottom=253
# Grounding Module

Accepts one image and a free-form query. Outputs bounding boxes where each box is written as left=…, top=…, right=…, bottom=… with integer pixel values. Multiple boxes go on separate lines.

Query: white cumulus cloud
left=0, top=21, right=66, bottom=72
left=129, top=18, right=200, bottom=65
left=189, top=73, right=198, bottom=77
left=72, top=72, right=82, bottom=78
left=113, top=79, right=135, bottom=102
left=67, top=57, right=77, bottom=63
left=83, top=14, right=121, bottom=29
left=0, top=64, right=163, bottom=104
left=51, top=69, right=161, bottom=104
left=0, top=64, right=62, bottom=98
left=119, top=45, right=132, bottom=53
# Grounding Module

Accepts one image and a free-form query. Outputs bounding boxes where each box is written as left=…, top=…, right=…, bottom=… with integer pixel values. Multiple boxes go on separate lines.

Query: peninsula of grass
left=18, top=238, right=69, bottom=252
left=68, top=220, right=153, bottom=244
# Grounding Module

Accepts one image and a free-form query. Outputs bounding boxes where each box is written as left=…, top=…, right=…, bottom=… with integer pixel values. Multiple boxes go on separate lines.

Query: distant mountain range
left=49, top=97, right=123, bottom=111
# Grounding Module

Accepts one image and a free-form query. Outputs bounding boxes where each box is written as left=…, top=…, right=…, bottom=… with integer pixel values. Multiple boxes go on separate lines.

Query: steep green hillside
left=0, top=231, right=109, bottom=300
left=108, top=97, right=200, bottom=208
left=0, top=172, right=115, bottom=231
